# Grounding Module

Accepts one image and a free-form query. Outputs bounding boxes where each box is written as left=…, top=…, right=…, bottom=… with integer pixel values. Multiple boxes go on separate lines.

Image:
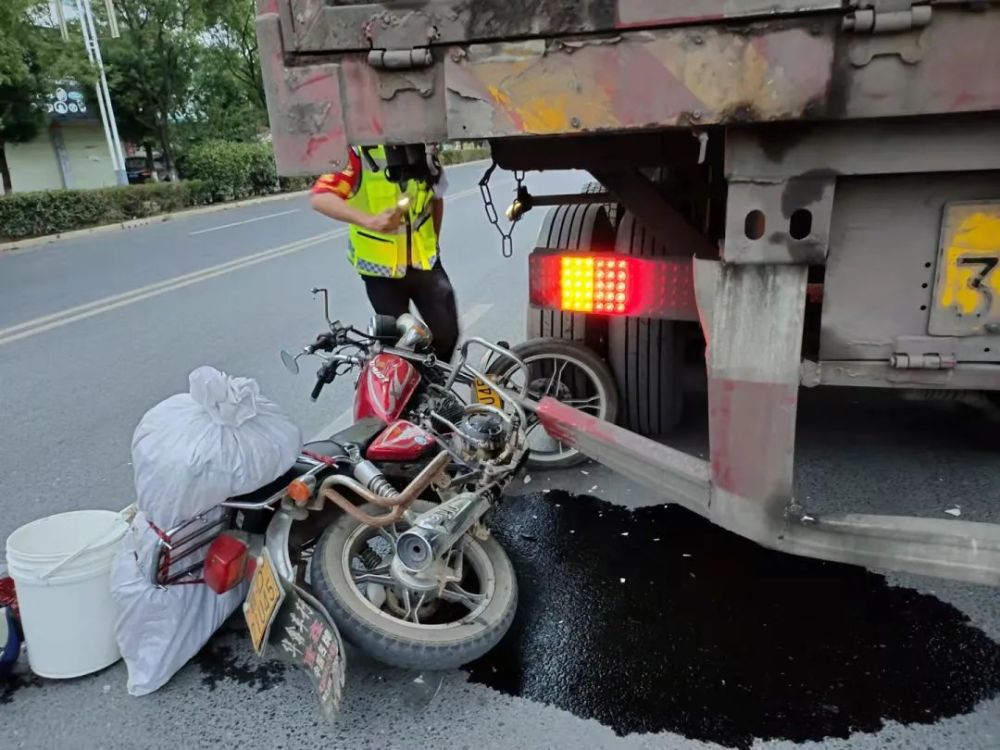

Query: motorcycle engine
left=453, top=410, right=512, bottom=462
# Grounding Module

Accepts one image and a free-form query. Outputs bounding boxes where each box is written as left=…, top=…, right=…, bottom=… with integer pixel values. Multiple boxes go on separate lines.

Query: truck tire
left=526, top=201, right=615, bottom=346
left=581, top=180, right=620, bottom=229
left=608, top=211, right=686, bottom=435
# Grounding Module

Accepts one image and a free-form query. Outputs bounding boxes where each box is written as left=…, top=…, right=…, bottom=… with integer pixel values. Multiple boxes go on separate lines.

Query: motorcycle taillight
left=203, top=534, right=249, bottom=594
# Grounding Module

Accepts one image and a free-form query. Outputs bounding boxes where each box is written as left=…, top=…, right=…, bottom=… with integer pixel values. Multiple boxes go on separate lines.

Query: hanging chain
left=479, top=161, right=525, bottom=258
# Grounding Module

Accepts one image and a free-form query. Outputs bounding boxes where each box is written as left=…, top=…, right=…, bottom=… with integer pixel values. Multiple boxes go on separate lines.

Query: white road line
left=308, top=302, right=495, bottom=441
left=0, top=183, right=498, bottom=347
left=0, top=231, right=343, bottom=347
left=189, top=208, right=301, bottom=236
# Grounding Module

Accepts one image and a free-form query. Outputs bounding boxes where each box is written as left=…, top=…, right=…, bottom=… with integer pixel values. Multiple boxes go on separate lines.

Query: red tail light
left=204, top=534, right=249, bottom=594
left=529, top=251, right=698, bottom=320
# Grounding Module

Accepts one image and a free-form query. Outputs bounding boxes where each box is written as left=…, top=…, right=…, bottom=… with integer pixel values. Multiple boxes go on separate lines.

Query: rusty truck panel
left=276, top=0, right=843, bottom=53
left=258, top=1, right=1000, bottom=175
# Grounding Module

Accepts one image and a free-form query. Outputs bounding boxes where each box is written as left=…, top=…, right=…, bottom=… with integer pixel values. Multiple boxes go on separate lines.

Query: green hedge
left=438, top=147, right=490, bottom=165
left=184, top=141, right=279, bottom=202
left=0, top=143, right=491, bottom=242
left=0, top=181, right=210, bottom=241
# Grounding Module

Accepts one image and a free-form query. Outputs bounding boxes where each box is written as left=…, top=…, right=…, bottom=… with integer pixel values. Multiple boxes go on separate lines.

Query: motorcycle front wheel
left=484, top=338, right=619, bottom=469
left=309, top=501, right=517, bottom=670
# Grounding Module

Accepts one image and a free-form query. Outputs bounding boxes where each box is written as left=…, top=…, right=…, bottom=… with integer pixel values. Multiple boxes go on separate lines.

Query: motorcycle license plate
left=243, top=548, right=285, bottom=656
left=473, top=377, right=504, bottom=409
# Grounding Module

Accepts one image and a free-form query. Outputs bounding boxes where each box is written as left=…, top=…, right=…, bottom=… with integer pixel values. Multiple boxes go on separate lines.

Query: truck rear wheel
left=608, top=211, right=686, bottom=435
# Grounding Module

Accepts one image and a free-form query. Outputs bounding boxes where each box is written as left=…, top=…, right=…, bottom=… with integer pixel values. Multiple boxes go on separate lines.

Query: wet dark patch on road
left=466, top=492, right=1000, bottom=750
left=194, top=638, right=287, bottom=693
left=0, top=670, right=42, bottom=705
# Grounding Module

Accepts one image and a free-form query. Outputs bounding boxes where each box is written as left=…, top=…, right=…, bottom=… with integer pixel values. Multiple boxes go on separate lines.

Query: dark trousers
left=362, top=262, right=460, bottom=362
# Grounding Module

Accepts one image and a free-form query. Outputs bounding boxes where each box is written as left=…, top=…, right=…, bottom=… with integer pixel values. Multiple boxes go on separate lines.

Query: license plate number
left=473, top=377, right=503, bottom=408
left=929, top=202, right=1000, bottom=336
left=243, top=548, right=285, bottom=656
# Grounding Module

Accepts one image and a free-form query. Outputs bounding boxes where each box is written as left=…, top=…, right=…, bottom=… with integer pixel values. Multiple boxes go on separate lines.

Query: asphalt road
left=1, top=163, right=998, bottom=750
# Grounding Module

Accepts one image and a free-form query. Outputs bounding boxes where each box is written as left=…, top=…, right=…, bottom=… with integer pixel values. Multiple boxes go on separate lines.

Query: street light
left=55, top=0, right=128, bottom=186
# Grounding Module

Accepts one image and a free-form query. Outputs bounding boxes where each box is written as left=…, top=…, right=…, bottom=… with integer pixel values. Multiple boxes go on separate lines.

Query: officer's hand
left=366, top=208, right=403, bottom=233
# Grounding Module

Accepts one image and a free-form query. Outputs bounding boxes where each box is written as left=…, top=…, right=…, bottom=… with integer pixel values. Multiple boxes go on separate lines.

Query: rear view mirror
left=280, top=349, right=300, bottom=375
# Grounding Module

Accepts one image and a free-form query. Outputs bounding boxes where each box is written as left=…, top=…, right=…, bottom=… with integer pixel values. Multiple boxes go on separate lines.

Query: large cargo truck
left=257, top=1, right=1000, bottom=584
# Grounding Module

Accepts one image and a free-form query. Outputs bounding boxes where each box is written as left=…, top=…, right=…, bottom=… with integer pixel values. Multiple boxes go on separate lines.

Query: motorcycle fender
left=263, top=582, right=346, bottom=716
left=256, top=511, right=346, bottom=716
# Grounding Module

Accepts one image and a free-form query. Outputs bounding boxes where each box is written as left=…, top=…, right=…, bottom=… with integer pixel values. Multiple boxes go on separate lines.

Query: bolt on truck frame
left=256, top=0, right=1000, bottom=585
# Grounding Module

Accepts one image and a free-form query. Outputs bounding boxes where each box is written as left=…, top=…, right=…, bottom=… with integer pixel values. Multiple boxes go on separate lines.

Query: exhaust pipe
left=395, top=492, right=489, bottom=572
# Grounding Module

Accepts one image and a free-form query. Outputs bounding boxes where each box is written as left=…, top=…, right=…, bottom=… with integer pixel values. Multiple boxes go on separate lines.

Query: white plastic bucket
left=6, top=509, right=127, bottom=678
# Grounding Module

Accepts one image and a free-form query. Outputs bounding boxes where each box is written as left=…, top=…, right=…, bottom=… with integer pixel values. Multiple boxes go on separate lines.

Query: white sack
left=132, top=366, right=301, bottom=529
left=110, top=511, right=247, bottom=696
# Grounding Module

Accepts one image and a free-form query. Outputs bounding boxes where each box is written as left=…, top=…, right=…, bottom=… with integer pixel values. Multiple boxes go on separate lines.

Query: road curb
left=0, top=158, right=493, bottom=254
left=0, top=190, right=311, bottom=253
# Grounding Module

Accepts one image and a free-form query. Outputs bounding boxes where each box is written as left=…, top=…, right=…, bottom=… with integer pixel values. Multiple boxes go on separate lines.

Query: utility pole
left=61, top=0, right=128, bottom=186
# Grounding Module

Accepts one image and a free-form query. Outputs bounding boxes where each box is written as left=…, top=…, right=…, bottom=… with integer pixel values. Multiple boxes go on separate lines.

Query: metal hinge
left=843, top=1, right=933, bottom=34
left=891, top=336, right=957, bottom=370
left=843, top=1, right=932, bottom=65
left=367, top=48, right=433, bottom=70
left=890, top=353, right=956, bottom=369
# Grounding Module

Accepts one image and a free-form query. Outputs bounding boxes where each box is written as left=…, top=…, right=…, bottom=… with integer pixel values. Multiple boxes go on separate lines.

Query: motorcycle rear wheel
left=309, top=501, right=517, bottom=670
left=484, top=338, right=619, bottom=469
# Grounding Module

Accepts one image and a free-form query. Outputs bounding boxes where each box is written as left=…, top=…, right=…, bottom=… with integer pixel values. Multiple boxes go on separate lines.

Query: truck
left=255, top=0, right=1000, bottom=586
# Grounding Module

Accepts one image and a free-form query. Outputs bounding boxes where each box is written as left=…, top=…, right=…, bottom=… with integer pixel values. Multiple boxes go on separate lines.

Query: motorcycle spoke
left=525, top=420, right=569, bottom=456
left=352, top=564, right=394, bottom=586
left=440, top=583, right=484, bottom=611
left=544, top=360, right=570, bottom=398
left=563, top=394, right=601, bottom=412
left=412, top=592, right=427, bottom=625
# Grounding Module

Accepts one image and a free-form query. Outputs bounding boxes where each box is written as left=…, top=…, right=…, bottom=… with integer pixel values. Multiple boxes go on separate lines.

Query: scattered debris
left=581, top=470, right=589, bottom=475
left=523, top=474, right=532, bottom=484
left=944, top=507, right=962, bottom=517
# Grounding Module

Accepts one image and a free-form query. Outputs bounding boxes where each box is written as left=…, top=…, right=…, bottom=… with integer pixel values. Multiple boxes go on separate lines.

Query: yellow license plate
left=930, top=202, right=1000, bottom=337
left=473, top=377, right=504, bottom=408
left=243, top=548, right=286, bottom=656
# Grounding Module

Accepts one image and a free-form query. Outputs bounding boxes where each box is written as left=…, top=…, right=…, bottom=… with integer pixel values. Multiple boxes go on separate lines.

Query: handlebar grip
left=309, top=333, right=336, bottom=354
left=310, top=378, right=326, bottom=401
left=310, top=362, right=337, bottom=401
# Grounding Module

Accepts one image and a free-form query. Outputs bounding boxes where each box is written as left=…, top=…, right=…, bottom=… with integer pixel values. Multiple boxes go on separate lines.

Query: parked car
left=125, top=156, right=168, bottom=184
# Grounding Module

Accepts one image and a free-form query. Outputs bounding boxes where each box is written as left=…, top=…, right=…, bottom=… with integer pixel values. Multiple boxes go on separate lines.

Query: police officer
left=309, top=145, right=459, bottom=361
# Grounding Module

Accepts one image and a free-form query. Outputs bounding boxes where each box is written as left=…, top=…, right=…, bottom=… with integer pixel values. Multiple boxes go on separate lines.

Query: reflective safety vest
left=346, top=146, right=439, bottom=278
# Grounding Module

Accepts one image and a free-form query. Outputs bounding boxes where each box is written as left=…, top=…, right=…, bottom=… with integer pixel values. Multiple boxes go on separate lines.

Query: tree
left=175, top=0, right=267, bottom=150
left=103, top=0, right=205, bottom=178
left=204, top=0, right=266, bottom=112
left=0, top=1, right=87, bottom=193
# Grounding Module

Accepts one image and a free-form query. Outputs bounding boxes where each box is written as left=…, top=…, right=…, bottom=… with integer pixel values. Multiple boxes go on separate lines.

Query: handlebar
left=309, top=351, right=364, bottom=401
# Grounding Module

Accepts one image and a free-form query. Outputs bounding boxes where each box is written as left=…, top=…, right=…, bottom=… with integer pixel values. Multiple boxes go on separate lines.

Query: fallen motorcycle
left=147, top=293, right=617, bottom=714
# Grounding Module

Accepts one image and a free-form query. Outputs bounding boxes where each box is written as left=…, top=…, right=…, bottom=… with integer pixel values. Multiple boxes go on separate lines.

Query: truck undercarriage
left=256, top=0, right=1000, bottom=584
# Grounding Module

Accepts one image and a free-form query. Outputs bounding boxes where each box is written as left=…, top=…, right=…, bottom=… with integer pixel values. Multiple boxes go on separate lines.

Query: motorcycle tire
left=484, top=338, right=619, bottom=469
left=309, top=501, right=517, bottom=671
